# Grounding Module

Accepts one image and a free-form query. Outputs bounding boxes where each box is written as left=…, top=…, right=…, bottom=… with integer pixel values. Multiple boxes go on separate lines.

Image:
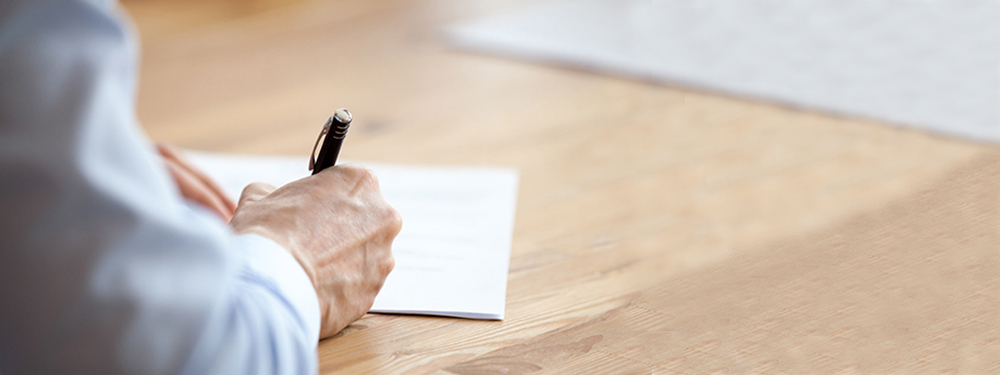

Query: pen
left=309, top=108, right=352, bottom=175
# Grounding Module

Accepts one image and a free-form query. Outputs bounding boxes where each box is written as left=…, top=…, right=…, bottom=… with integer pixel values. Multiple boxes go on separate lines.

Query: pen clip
left=309, top=116, right=333, bottom=171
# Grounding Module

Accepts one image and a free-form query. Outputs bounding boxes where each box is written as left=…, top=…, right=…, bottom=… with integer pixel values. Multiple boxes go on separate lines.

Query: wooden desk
left=125, top=0, right=1000, bottom=372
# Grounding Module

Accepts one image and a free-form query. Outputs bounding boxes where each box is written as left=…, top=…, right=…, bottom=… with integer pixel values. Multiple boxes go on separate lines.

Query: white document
left=450, top=0, right=1000, bottom=142
left=187, top=151, right=519, bottom=320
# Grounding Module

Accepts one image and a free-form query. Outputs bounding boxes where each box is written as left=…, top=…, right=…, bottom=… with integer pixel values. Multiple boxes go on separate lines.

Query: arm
left=0, top=0, right=397, bottom=373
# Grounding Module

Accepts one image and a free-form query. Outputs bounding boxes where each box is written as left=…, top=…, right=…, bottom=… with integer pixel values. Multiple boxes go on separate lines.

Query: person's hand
left=157, top=143, right=237, bottom=222
left=228, top=165, right=401, bottom=339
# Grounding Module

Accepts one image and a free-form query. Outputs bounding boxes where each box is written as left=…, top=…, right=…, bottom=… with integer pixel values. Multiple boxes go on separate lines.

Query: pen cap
left=312, top=108, right=351, bottom=174
left=330, top=109, right=351, bottom=139
left=334, top=108, right=352, bottom=125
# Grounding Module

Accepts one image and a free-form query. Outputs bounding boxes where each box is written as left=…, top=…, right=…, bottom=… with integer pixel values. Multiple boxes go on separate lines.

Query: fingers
left=178, top=158, right=237, bottom=214
left=239, top=182, right=276, bottom=206
left=156, top=142, right=181, bottom=159
left=164, top=157, right=235, bottom=222
left=158, top=143, right=238, bottom=215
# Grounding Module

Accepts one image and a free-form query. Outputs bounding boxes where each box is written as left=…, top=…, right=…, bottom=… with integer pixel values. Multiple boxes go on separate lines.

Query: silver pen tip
left=334, top=108, right=352, bottom=123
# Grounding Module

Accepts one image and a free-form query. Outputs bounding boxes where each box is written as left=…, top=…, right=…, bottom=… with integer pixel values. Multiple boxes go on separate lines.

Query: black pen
left=309, top=108, right=352, bottom=175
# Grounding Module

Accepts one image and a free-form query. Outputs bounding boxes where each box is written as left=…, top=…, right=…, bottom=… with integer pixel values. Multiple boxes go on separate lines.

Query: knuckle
left=244, top=182, right=263, bottom=194
left=240, top=182, right=273, bottom=201
left=340, top=164, right=377, bottom=183
left=380, top=206, right=402, bottom=233
left=356, top=167, right=379, bottom=187
left=381, top=254, right=395, bottom=275
left=332, top=165, right=381, bottom=192
left=239, top=184, right=257, bottom=198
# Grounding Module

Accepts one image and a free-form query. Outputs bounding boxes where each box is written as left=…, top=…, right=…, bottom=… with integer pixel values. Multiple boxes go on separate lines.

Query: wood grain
left=123, top=0, right=1000, bottom=372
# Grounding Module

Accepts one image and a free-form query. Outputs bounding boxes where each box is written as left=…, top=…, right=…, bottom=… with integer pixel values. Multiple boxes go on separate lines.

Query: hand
left=228, top=165, right=401, bottom=339
left=157, top=143, right=237, bottom=222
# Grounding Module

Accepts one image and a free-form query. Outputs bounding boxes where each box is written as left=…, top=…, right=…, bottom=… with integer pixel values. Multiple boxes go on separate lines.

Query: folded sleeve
left=0, top=1, right=320, bottom=374
left=182, top=234, right=321, bottom=375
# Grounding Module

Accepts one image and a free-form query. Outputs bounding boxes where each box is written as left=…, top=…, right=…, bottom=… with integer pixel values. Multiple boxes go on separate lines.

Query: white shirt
left=0, top=0, right=321, bottom=374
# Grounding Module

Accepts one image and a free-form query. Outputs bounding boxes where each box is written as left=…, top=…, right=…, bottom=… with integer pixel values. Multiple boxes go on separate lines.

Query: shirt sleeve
left=0, top=1, right=320, bottom=374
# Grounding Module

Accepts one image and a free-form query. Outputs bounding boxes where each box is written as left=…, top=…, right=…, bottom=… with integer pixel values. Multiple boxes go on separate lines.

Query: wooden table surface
left=124, top=0, right=1000, bottom=373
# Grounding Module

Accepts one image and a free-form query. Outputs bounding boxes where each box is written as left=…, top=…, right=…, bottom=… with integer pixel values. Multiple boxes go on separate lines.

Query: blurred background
left=125, top=0, right=541, bottom=160
left=123, top=0, right=984, bottom=259
left=121, top=0, right=999, bottom=372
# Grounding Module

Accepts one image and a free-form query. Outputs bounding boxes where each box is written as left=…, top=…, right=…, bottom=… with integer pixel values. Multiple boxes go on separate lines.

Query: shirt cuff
left=232, top=234, right=321, bottom=344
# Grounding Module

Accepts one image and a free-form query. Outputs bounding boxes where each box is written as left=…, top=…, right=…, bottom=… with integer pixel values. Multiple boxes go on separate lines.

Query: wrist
left=230, top=224, right=319, bottom=289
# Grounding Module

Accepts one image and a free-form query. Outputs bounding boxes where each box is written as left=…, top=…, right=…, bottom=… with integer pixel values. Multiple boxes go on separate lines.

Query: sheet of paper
left=449, top=0, right=1000, bottom=142
left=187, top=151, right=519, bottom=320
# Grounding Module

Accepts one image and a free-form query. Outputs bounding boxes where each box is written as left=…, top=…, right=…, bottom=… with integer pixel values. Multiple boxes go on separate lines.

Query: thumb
left=239, top=182, right=276, bottom=206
